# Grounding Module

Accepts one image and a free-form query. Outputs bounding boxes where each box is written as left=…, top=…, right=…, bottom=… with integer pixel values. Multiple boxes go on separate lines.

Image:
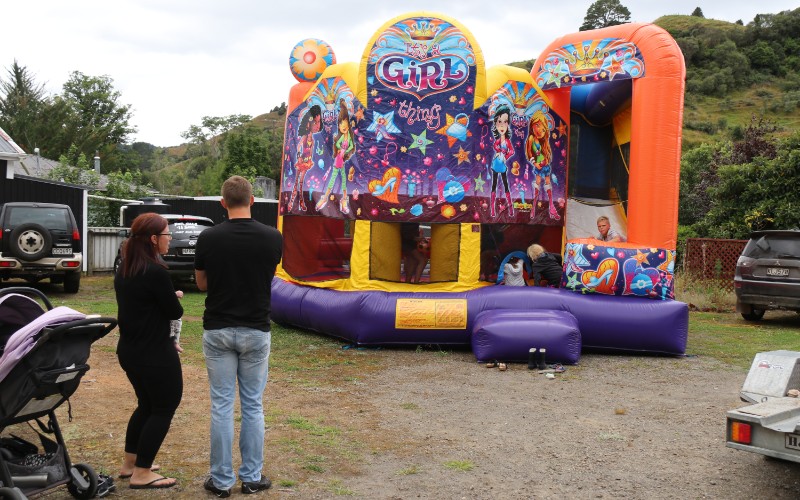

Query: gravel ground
left=22, top=328, right=800, bottom=500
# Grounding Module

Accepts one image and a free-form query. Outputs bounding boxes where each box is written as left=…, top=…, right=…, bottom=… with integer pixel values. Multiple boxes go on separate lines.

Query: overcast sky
left=2, top=1, right=796, bottom=148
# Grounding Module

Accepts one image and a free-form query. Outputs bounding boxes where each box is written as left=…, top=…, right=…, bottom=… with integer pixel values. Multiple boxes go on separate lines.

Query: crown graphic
left=406, top=20, right=439, bottom=41
left=564, top=44, right=606, bottom=77
left=511, top=91, right=528, bottom=108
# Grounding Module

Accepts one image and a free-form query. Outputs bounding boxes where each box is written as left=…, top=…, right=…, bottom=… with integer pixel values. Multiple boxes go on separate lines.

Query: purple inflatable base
left=271, top=278, right=689, bottom=356
left=472, top=309, right=582, bottom=364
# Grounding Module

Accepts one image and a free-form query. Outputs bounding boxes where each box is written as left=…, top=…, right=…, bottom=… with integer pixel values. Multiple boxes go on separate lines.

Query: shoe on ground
left=242, top=475, right=272, bottom=494
left=204, top=477, right=231, bottom=498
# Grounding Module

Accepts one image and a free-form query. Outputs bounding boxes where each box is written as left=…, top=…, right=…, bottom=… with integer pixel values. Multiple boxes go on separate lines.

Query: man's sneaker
left=204, top=477, right=231, bottom=498
left=241, top=475, right=271, bottom=494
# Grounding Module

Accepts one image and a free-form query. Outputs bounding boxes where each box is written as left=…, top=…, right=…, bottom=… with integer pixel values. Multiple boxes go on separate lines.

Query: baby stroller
left=0, top=287, right=116, bottom=499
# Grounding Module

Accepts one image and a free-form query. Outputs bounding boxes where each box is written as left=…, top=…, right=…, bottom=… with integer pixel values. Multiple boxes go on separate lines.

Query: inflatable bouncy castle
left=272, top=12, right=688, bottom=359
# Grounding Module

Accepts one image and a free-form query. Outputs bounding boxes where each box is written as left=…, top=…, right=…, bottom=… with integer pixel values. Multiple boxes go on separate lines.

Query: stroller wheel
left=67, top=463, right=98, bottom=499
left=0, top=487, right=27, bottom=500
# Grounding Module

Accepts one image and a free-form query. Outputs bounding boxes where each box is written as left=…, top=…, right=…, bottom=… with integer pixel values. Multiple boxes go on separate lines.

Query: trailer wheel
left=67, top=463, right=99, bottom=499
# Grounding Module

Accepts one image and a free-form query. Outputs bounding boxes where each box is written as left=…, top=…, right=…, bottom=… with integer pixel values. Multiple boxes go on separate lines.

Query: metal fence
left=683, top=238, right=747, bottom=291
left=86, top=227, right=126, bottom=274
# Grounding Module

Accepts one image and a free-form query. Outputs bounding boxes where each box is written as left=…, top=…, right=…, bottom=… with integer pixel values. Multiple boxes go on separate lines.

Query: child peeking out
left=503, top=256, right=526, bottom=286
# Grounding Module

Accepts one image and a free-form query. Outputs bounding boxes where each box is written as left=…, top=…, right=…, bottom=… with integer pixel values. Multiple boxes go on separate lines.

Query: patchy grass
left=328, top=478, right=355, bottom=496
left=397, top=464, right=421, bottom=475
left=443, top=460, right=474, bottom=472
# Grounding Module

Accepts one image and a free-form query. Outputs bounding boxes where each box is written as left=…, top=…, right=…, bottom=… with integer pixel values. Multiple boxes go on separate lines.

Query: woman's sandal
left=118, top=465, right=160, bottom=479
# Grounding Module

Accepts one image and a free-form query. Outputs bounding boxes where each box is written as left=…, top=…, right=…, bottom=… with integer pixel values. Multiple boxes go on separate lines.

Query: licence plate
left=786, top=433, right=800, bottom=450
left=182, top=248, right=195, bottom=255
left=767, top=267, right=789, bottom=277
left=52, top=247, right=72, bottom=255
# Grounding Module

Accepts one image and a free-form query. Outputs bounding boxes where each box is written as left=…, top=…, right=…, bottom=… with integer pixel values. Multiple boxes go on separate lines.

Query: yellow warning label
left=395, top=299, right=468, bottom=329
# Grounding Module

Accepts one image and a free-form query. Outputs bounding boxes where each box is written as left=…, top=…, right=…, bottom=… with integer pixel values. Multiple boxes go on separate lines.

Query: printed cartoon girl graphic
left=316, top=101, right=355, bottom=214
left=525, top=109, right=559, bottom=220
left=489, top=105, right=514, bottom=218
left=290, top=104, right=322, bottom=211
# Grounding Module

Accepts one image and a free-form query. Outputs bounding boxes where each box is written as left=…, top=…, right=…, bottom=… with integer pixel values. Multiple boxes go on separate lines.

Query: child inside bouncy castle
left=527, top=243, right=563, bottom=287
left=503, top=256, right=526, bottom=286
left=400, top=222, right=429, bottom=284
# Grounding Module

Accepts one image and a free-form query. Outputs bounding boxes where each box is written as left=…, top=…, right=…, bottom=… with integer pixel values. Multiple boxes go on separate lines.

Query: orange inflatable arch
left=534, top=23, right=685, bottom=250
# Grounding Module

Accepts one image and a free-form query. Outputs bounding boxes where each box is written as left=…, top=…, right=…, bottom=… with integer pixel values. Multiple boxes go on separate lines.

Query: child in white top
left=503, top=257, right=526, bottom=286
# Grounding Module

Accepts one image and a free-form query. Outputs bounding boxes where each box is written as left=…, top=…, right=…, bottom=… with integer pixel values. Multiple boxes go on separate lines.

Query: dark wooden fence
left=683, top=238, right=748, bottom=291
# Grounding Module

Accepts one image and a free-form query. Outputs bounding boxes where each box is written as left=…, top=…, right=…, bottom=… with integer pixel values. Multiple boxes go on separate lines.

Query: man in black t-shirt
left=195, top=176, right=282, bottom=497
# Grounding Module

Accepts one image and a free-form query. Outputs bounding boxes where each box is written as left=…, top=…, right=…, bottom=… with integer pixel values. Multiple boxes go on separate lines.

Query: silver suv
left=734, top=229, right=800, bottom=321
left=0, top=202, right=83, bottom=293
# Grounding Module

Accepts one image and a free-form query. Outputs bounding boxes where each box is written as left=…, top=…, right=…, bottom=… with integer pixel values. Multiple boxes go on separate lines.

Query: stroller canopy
left=0, top=295, right=85, bottom=383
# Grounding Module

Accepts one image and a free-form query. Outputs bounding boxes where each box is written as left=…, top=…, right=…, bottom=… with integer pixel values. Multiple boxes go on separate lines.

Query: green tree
left=181, top=114, right=252, bottom=159
left=60, top=71, right=136, bottom=171
left=223, top=131, right=268, bottom=178
left=579, top=0, right=631, bottom=31
left=88, top=170, right=153, bottom=226
left=47, top=144, right=100, bottom=187
left=687, top=118, right=797, bottom=238
left=0, top=61, right=49, bottom=153
left=691, top=7, right=704, bottom=18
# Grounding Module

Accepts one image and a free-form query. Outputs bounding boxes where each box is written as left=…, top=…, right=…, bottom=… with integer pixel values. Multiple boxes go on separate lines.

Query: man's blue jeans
left=203, top=327, right=271, bottom=489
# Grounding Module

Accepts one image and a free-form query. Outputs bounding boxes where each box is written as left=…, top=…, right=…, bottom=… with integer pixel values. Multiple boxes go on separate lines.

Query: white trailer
left=726, top=350, right=800, bottom=462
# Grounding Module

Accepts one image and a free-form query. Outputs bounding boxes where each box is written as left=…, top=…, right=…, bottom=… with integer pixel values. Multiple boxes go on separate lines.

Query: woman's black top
left=115, top=261, right=183, bottom=368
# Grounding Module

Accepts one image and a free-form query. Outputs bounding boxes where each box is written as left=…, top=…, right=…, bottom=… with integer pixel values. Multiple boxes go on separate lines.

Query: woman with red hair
left=115, top=212, right=184, bottom=490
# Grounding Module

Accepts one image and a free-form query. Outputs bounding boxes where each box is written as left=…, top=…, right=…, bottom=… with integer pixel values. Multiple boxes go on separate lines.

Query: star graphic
left=400, top=146, right=408, bottom=153
left=354, top=108, right=364, bottom=122
left=436, top=114, right=472, bottom=147
left=409, top=129, right=434, bottom=155
left=606, top=59, right=626, bottom=80
left=587, top=244, right=595, bottom=251
left=460, top=203, right=468, bottom=212
left=544, top=66, right=564, bottom=87
left=449, top=95, right=457, bottom=102
left=473, top=174, right=486, bottom=193
left=557, top=121, right=567, bottom=137
left=453, top=146, right=471, bottom=165
left=634, top=249, right=651, bottom=266
left=366, top=110, right=401, bottom=142
left=566, top=273, right=580, bottom=290
left=370, top=89, right=378, bottom=97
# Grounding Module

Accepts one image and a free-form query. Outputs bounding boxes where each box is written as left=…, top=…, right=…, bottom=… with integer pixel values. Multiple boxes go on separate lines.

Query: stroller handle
left=38, top=317, right=118, bottom=345
left=0, top=287, right=54, bottom=310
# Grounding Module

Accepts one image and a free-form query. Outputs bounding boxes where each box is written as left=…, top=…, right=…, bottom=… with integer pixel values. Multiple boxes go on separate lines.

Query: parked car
left=114, top=214, right=214, bottom=284
left=734, top=229, right=800, bottom=321
left=0, top=202, right=83, bottom=293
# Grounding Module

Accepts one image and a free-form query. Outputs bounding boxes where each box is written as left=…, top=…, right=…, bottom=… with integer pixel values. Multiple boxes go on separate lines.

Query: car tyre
left=9, top=223, right=52, bottom=261
left=64, top=271, right=81, bottom=294
left=741, top=307, right=765, bottom=321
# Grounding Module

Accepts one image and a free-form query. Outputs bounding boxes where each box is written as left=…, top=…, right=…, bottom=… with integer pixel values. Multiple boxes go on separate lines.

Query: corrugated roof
left=0, top=126, right=26, bottom=155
